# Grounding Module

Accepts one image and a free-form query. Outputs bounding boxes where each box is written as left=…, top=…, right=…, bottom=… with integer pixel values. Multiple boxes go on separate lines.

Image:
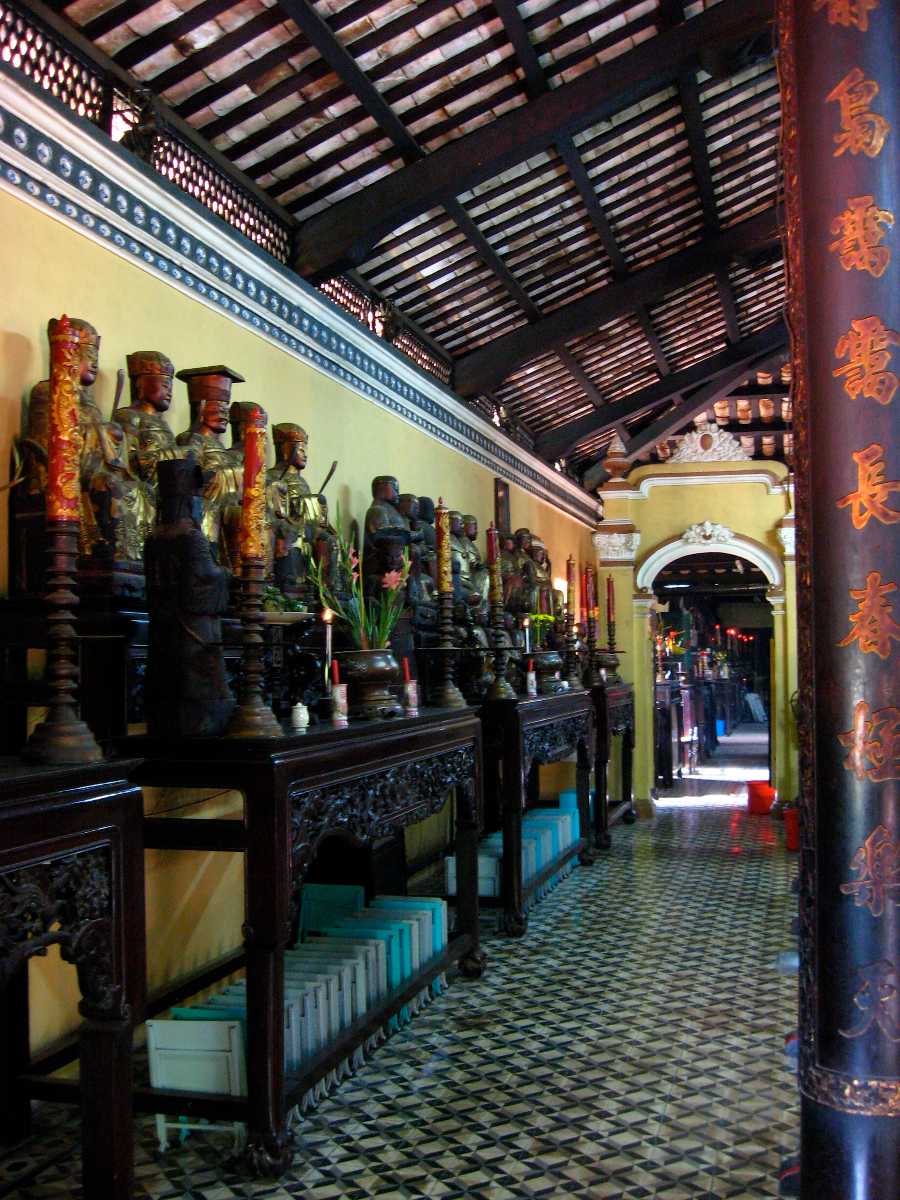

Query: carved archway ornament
left=635, top=527, right=784, bottom=590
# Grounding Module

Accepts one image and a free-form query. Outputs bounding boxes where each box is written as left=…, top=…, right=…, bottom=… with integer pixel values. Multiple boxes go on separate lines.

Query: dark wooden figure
left=0, top=760, right=145, bottom=1199
left=127, top=708, right=485, bottom=1177
left=143, top=458, right=235, bottom=738
left=779, top=2, right=900, bottom=1194
left=479, top=691, right=594, bottom=937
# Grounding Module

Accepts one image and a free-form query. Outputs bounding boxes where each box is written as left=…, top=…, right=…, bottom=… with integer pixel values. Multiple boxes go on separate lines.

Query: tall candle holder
left=227, top=404, right=282, bottom=737
left=564, top=555, right=581, bottom=687
left=486, top=523, right=515, bottom=700
left=584, top=610, right=603, bottom=688
left=24, top=316, right=103, bottom=765
left=434, top=498, right=466, bottom=708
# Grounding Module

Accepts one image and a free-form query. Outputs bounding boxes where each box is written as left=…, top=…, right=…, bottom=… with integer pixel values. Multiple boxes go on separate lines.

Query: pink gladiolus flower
left=381, top=570, right=404, bottom=591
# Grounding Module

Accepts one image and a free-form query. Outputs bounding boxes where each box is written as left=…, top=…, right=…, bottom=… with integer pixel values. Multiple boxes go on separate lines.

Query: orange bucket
left=748, top=780, right=776, bottom=814
left=784, top=807, right=800, bottom=851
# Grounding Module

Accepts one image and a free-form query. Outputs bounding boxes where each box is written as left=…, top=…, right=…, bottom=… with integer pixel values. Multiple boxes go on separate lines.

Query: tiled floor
left=3, top=726, right=799, bottom=1199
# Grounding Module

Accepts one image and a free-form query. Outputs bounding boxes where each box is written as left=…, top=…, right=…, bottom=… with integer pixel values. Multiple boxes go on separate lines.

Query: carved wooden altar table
left=590, top=681, right=635, bottom=847
left=479, top=690, right=594, bottom=937
left=128, top=707, right=485, bottom=1176
left=0, top=759, right=145, bottom=1199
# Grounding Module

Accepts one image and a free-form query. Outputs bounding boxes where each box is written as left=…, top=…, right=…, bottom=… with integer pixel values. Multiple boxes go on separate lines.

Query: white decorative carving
left=777, top=522, right=796, bottom=559
left=682, top=521, right=734, bottom=545
left=593, top=530, right=641, bottom=562
left=607, top=432, right=627, bottom=455
left=669, top=421, right=751, bottom=463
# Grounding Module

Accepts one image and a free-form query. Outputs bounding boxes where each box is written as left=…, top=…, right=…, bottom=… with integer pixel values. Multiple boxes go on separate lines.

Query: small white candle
left=322, top=607, right=334, bottom=690
left=523, top=617, right=531, bottom=654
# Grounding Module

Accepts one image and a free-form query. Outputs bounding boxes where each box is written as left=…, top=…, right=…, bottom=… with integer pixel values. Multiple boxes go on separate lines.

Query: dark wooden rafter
left=292, top=0, right=776, bottom=278
left=623, top=342, right=787, bottom=457
left=457, top=206, right=781, bottom=398
left=29, top=0, right=296, bottom=226
left=270, top=1, right=541, bottom=325
left=538, top=318, right=786, bottom=460
left=492, top=0, right=673, bottom=411
left=145, top=8, right=287, bottom=97
left=113, top=0, right=236, bottom=71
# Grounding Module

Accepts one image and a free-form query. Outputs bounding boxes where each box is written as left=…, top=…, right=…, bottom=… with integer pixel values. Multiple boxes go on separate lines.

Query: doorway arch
left=635, top=530, right=783, bottom=591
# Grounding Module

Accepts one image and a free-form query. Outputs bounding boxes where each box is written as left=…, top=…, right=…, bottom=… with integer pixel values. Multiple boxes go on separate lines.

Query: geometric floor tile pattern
left=3, top=742, right=799, bottom=1199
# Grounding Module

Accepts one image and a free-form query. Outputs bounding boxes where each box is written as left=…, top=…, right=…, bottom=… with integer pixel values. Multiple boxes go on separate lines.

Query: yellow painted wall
left=1, top=186, right=597, bottom=1052
left=599, top=463, right=797, bottom=802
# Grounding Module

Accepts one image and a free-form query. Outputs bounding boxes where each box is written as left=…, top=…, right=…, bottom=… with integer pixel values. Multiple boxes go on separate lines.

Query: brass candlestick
left=25, top=315, right=103, bottom=765
left=434, top=499, right=466, bottom=708
left=487, top=543, right=515, bottom=700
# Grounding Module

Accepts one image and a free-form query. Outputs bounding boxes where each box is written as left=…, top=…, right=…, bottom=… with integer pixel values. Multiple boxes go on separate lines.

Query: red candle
left=402, top=656, right=411, bottom=683
left=486, top=523, right=499, bottom=565
left=435, top=498, right=452, bottom=594
left=606, top=574, right=615, bottom=623
left=331, top=658, right=340, bottom=685
left=45, top=315, right=83, bottom=523
left=566, top=555, right=576, bottom=616
left=580, top=569, right=587, bottom=618
left=585, top=567, right=596, bottom=613
left=239, top=403, right=268, bottom=561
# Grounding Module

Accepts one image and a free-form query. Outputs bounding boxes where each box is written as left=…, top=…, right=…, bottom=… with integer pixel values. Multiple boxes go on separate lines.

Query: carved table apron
left=590, top=682, right=636, bottom=848
left=0, top=759, right=145, bottom=1200
left=479, top=691, right=595, bottom=937
left=129, top=708, right=485, bottom=1178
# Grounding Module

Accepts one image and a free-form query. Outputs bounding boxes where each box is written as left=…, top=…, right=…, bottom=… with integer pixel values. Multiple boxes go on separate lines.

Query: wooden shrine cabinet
left=127, top=708, right=486, bottom=1176
left=590, top=680, right=635, bottom=845
left=479, top=690, right=595, bottom=937
left=0, top=759, right=145, bottom=1199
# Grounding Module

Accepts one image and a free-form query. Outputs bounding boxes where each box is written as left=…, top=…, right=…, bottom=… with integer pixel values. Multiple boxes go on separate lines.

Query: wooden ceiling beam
left=457, top=206, right=780, bottom=398
left=556, top=350, right=607, bottom=412
left=113, top=0, right=236, bottom=70
left=149, top=8, right=285, bottom=97
left=622, top=339, right=787, bottom=457
left=84, top=2, right=150, bottom=42
left=538, top=318, right=786, bottom=460
left=292, top=0, right=775, bottom=278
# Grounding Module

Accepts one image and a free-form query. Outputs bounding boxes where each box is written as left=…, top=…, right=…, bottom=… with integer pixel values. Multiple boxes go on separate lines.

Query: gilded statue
left=266, top=422, right=335, bottom=595
left=499, top=530, right=523, bottom=610
left=527, top=535, right=556, bottom=615
left=462, top=514, right=490, bottom=607
left=175, top=365, right=245, bottom=569
left=113, top=350, right=180, bottom=486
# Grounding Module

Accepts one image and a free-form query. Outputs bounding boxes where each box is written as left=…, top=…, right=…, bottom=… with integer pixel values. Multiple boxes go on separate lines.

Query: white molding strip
left=0, top=68, right=601, bottom=529
left=635, top=533, right=784, bottom=590
left=603, top=469, right=788, bottom=501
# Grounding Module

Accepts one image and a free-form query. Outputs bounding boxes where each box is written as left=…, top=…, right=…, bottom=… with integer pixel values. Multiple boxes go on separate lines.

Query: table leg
left=0, top=965, right=31, bottom=1144
left=577, top=741, right=596, bottom=864
left=79, top=1012, right=133, bottom=1198
left=455, top=786, right=487, bottom=979
left=621, top=728, right=636, bottom=824
left=244, top=788, right=292, bottom=1177
left=501, top=793, right=527, bottom=937
left=594, top=751, right=611, bottom=850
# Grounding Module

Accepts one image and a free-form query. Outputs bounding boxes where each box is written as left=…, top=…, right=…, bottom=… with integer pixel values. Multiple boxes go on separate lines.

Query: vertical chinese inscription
left=837, top=444, right=900, bottom=528
left=814, top=1, right=879, bottom=33
left=833, top=316, right=900, bottom=404
left=840, top=825, right=900, bottom=917
left=829, top=196, right=894, bottom=276
left=826, top=68, right=890, bottom=158
left=839, top=960, right=900, bottom=1041
left=838, top=572, right=900, bottom=658
left=839, top=701, right=900, bottom=782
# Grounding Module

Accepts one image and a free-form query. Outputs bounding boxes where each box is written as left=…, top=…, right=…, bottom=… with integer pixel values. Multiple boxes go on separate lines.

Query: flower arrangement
left=311, top=517, right=410, bottom=650
left=528, top=611, right=557, bottom=648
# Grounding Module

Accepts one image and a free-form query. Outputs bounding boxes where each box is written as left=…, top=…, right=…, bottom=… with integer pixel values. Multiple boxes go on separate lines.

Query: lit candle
left=435, top=497, right=452, bottom=594
left=606, top=574, right=615, bottom=624
left=322, top=607, right=334, bottom=689
left=566, top=555, right=576, bottom=617
left=523, top=616, right=531, bottom=654
left=585, top=566, right=596, bottom=614
left=238, top=403, right=268, bottom=562
left=45, top=315, right=83, bottom=523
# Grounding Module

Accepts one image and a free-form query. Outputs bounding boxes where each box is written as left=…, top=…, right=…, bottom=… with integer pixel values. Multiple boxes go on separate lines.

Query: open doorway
left=651, top=551, right=772, bottom=808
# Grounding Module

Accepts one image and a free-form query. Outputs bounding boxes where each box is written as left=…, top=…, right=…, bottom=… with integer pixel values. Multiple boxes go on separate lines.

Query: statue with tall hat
left=175, top=364, right=245, bottom=569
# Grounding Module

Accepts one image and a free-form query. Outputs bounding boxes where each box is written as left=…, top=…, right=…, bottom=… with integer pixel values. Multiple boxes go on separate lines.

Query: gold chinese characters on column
left=826, top=68, right=890, bottom=158
left=814, top=1, right=879, bottom=35
left=838, top=572, right=900, bottom=658
left=840, top=825, right=900, bottom=915
left=837, top=443, right=900, bottom=528
left=829, top=196, right=893, bottom=276
left=833, top=316, right=899, bottom=404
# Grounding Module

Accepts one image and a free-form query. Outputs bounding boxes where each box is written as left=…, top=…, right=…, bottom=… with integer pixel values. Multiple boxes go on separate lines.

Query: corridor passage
left=6, top=744, right=798, bottom=1200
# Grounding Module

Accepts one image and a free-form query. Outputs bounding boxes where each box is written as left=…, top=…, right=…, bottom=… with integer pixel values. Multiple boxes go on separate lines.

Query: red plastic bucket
left=747, top=780, right=776, bottom=814
left=784, top=807, right=800, bottom=851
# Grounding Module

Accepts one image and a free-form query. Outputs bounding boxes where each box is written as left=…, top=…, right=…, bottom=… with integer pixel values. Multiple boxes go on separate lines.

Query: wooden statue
left=114, top=351, right=180, bottom=486
left=417, top=495, right=437, bottom=579
left=462, top=514, right=491, bottom=609
left=363, top=475, right=417, bottom=582
left=175, top=365, right=245, bottom=570
left=143, top=457, right=235, bottom=738
left=500, top=529, right=523, bottom=611
left=527, top=535, right=556, bottom=615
